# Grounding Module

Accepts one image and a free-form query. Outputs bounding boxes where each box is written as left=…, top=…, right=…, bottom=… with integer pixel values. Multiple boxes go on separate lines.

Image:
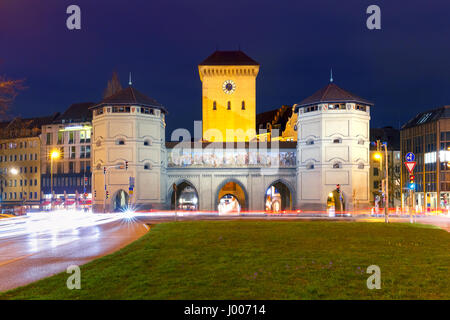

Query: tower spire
left=330, top=68, right=333, bottom=83
left=128, top=72, right=132, bottom=86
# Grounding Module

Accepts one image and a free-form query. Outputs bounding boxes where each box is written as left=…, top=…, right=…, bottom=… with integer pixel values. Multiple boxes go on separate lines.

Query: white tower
left=91, top=86, right=168, bottom=212
left=295, top=82, right=372, bottom=211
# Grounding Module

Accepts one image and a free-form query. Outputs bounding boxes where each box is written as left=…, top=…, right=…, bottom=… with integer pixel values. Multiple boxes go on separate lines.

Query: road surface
left=0, top=211, right=148, bottom=292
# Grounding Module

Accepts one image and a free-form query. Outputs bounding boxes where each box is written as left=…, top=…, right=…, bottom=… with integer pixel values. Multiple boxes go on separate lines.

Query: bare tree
left=0, top=75, right=26, bottom=121
left=103, top=71, right=123, bottom=99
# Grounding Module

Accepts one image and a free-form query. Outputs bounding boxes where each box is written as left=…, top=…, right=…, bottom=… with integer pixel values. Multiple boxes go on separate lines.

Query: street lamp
left=50, top=149, right=60, bottom=210
left=374, top=145, right=389, bottom=223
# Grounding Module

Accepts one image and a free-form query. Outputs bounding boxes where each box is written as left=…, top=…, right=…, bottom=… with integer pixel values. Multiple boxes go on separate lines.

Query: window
left=213, top=101, right=217, bottom=110
left=140, top=107, right=154, bottom=114
left=333, top=162, right=342, bottom=169
left=80, top=146, right=86, bottom=158
left=112, top=106, right=131, bottom=113
left=373, top=167, right=379, bottom=176
left=373, top=181, right=379, bottom=189
left=227, top=101, right=231, bottom=110
left=306, top=139, right=314, bottom=145
left=86, top=146, right=90, bottom=158
left=305, top=105, right=319, bottom=113
left=358, top=139, right=364, bottom=145
left=333, top=138, right=342, bottom=144
left=46, top=133, right=52, bottom=145
left=70, top=146, right=76, bottom=159
left=241, top=101, right=245, bottom=110
left=306, top=163, right=314, bottom=170
left=69, top=162, right=74, bottom=173
left=144, top=163, right=151, bottom=170
left=144, top=139, right=152, bottom=146
left=358, top=163, right=364, bottom=169
left=116, top=139, right=125, bottom=145
left=57, top=132, right=64, bottom=144
left=69, top=131, right=74, bottom=144
left=95, top=108, right=104, bottom=116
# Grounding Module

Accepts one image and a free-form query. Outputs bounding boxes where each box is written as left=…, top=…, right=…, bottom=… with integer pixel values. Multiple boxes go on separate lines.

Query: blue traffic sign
left=405, top=152, right=415, bottom=162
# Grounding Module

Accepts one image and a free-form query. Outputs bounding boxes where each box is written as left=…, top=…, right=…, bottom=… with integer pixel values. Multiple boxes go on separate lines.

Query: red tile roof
left=92, top=86, right=167, bottom=113
left=199, top=50, right=259, bottom=66
left=296, top=83, right=373, bottom=109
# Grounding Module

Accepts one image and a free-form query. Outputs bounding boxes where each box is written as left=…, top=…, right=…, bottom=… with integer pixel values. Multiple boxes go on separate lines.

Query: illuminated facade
left=199, top=51, right=259, bottom=142
left=401, top=105, right=450, bottom=211
left=295, top=82, right=372, bottom=211
left=91, top=51, right=372, bottom=212
left=0, top=116, right=56, bottom=210
left=40, top=103, right=94, bottom=209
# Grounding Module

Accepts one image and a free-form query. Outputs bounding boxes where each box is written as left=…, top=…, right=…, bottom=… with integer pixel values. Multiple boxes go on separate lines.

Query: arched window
left=333, top=138, right=342, bottom=144
left=227, top=101, right=231, bottom=110
left=213, top=101, right=217, bottom=110
left=144, top=163, right=151, bottom=170
left=306, top=139, right=314, bottom=145
left=306, top=163, right=314, bottom=170
left=333, top=162, right=342, bottom=169
left=116, top=139, right=125, bottom=145
left=241, top=101, right=245, bottom=110
left=144, top=139, right=152, bottom=146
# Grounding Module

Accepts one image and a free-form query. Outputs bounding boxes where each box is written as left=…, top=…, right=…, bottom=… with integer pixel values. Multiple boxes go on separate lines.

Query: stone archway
left=216, top=179, right=248, bottom=213
left=113, top=189, right=129, bottom=212
left=264, top=180, right=293, bottom=212
left=170, top=180, right=199, bottom=211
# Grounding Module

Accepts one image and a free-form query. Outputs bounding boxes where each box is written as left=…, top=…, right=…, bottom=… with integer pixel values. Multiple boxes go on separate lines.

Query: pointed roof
left=199, top=50, right=259, bottom=66
left=92, top=86, right=167, bottom=113
left=295, top=83, right=373, bottom=111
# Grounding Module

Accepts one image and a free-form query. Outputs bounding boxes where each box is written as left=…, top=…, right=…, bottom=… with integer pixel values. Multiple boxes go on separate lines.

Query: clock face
left=222, top=80, right=236, bottom=94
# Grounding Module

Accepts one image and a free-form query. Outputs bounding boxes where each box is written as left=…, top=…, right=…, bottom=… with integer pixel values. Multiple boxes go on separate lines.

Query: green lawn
left=1, top=221, right=449, bottom=299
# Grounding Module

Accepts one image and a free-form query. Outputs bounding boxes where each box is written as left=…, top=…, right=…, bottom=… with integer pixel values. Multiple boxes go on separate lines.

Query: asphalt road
left=0, top=211, right=148, bottom=292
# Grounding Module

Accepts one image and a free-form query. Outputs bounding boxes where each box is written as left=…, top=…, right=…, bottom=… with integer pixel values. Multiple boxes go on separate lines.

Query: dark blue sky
left=1, top=0, right=449, bottom=135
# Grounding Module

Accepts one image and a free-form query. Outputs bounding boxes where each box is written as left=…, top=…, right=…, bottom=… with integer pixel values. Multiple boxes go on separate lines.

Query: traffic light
left=84, top=177, right=88, bottom=185
left=103, top=167, right=106, bottom=174
left=409, top=175, right=416, bottom=190
left=94, top=190, right=97, bottom=198
left=106, top=190, right=109, bottom=199
left=336, top=184, right=340, bottom=193
left=125, top=161, right=128, bottom=170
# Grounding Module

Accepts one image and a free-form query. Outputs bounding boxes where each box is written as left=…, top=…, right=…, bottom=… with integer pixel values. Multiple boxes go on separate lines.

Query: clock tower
left=198, top=50, right=260, bottom=142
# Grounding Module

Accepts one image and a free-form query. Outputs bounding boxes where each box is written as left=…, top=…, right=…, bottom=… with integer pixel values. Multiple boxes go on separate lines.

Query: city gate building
left=91, top=51, right=373, bottom=212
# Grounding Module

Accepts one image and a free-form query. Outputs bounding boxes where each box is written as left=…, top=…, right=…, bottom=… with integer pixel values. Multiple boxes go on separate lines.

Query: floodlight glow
left=10, top=168, right=19, bottom=175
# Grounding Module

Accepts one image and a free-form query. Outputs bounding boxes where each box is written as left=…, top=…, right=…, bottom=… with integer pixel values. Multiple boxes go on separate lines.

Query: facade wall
left=199, top=65, right=259, bottom=141
left=40, top=122, right=92, bottom=199
left=296, top=104, right=371, bottom=210
left=0, top=137, right=41, bottom=207
left=92, top=105, right=166, bottom=212
left=166, top=167, right=296, bottom=211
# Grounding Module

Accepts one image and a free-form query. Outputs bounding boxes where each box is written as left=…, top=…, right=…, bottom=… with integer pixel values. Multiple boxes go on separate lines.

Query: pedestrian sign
left=405, top=161, right=416, bottom=174
left=405, top=152, right=415, bottom=162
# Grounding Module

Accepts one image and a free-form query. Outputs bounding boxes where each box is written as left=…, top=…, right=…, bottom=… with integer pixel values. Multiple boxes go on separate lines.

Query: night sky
left=1, top=0, right=449, bottom=136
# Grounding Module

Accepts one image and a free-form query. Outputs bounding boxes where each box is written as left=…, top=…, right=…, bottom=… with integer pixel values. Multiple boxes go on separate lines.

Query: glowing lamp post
left=50, top=150, right=60, bottom=210
left=374, top=145, right=389, bottom=223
